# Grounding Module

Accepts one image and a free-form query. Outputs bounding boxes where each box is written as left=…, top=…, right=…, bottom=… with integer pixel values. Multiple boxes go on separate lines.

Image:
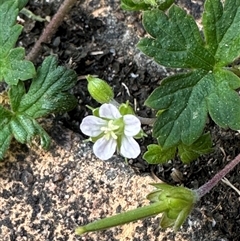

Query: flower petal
left=99, top=103, right=121, bottom=119
left=120, top=135, right=140, bottom=159
left=123, top=115, right=141, bottom=136
left=93, top=137, right=117, bottom=160
left=80, top=116, right=107, bottom=137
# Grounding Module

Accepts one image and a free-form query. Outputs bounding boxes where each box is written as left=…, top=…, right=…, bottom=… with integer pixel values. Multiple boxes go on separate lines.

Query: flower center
left=101, top=120, right=119, bottom=140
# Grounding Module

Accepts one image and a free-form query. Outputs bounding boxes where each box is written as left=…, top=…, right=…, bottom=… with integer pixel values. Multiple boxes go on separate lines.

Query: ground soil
left=1, top=0, right=240, bottom=240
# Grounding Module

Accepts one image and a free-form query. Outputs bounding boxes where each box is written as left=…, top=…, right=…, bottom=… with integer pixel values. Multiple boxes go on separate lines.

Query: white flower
left=80, top=103, right=141, bottom=160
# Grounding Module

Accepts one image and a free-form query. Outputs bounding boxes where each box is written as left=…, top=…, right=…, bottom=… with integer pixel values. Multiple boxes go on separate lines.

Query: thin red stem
left=196, top=153, right=240, bottom=198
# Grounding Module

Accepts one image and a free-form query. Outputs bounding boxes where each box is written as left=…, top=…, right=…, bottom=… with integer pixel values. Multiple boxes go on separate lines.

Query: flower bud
left=119, top=101, right=135, bottom=115
left=86, top=75, right=114, bottom=104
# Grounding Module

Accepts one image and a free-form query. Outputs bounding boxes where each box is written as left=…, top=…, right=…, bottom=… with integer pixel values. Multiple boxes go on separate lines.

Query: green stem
left=75, top=202, right=167, bottom=235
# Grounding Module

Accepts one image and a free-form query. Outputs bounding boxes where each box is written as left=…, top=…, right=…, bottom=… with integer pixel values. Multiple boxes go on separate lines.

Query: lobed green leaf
left=143, top=144, right=176, bottom=164
left=0, top=1, right=35, bottom=84
left=1, top=48, right=35, bottom=85
left=142, top=1, right=240, bottom=155
left=146, top=70, right=214, bottom=148
left=138, top=7, right=215, bottom=69
left=17, top=56, right=78, bottom=118
left=144, top=133, right=213, bottom=164
left=9, top=114, right=51, bottom=147
left=178, top=133, right=213, bottom=164
left=0, top=56, right=77, bottom=159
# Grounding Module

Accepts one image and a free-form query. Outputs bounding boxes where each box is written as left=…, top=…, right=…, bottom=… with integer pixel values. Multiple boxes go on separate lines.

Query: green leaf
left=0, top=1, right=35, bottom=84
left=203, top=0, right=240, bottom=66
left=0, top=125, right=12, bottom=160
left=121, top=0, right=174, bottom=11
left=121, top=0, right=149, bottom=11
left=141, top=2, right=240, bottom=152
left=17, top=56, right=77, bottom=118
left=178, top=133, right=213, bottom=164
left=144, top=134, right=213, bottom=164
left=207, top=68, right=240, bottom=129
left=9, top=81, right=25, bottom=112
left=17, top=0, right=29, bottom=10
left=0, top=0, right=28, bottom=10
left=0, top=1, right=22, bottom=56
left=202, top=0, right=223, bottom=55
left=143, top=144, right=176, bottom=164
left=145, top=70, right=213, bottom=148
left=4, top=48, right=35, bottom=84
left=0, top=106, right=12, bottom=159
left=138, top=7, right=215, bottom=69
left=0, top=56, right=77, bottom=159
left=0, top=105, right=12, bottom=126
left=9, top=114, right=51, bottom=147
left=0, top=110, right=51, bottom=156
left=146, top=68, right=240, bottom=149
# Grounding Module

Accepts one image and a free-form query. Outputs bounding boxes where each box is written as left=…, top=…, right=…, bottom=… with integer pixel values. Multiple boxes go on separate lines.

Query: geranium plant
left=76, top=0, right=240, bottom=236
left=0, top=0, right=77, bottom=159
left=1, top=0, right=240, bottom=237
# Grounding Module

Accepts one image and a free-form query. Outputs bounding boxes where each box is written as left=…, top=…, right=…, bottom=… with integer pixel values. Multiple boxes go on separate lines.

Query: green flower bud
left=86, top=75, right=114, bottom=104
left=119, top=101, right=135, bottom=115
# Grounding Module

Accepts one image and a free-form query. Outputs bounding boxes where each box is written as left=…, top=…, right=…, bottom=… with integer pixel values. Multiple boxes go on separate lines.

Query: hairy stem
left=26, top=0, right=78, bottom=62
left=196, top=153, right=240, bottom=198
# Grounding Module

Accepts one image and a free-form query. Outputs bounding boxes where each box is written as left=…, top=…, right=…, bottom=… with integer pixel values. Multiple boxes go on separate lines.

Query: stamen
left=100, top=120, right=119, bottom=140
